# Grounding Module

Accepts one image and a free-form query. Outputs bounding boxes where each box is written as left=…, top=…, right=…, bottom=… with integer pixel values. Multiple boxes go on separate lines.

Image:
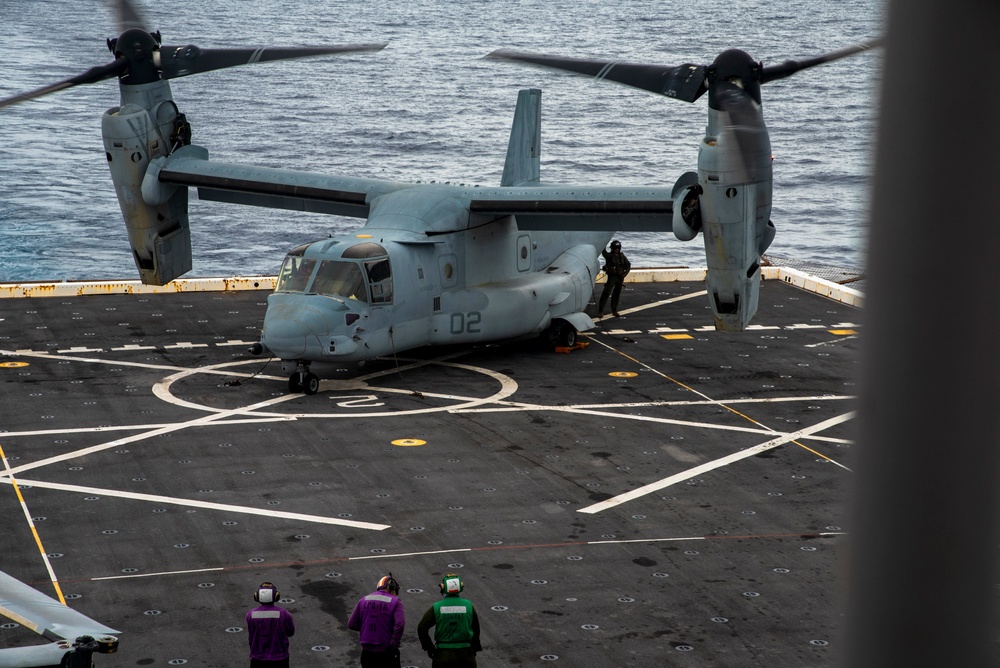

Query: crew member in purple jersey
left=348, top=574, right=406, bottom=668
left=246, top=582, right=295, bottom=668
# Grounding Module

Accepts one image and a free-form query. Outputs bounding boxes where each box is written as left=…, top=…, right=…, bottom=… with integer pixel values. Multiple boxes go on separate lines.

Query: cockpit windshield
left=313, top=260, right=369, bottom=303
left=275, top=255, right=316, bottom=293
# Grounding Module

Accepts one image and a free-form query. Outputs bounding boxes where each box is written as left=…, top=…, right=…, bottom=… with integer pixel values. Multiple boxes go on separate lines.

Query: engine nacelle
left=102, top=81, right=193, bottom=285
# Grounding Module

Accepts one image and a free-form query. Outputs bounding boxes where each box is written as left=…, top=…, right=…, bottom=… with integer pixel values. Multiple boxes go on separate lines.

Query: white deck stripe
left=2, top=478, right=390, bottom=530
left=3, top=392, right=302, bottom=477
left=578, top=411, right=856, bottom=514
left=92, top=567, right=224, bottom=581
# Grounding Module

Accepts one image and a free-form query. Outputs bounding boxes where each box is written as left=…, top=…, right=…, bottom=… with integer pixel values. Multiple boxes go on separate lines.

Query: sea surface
left=0, top=0, right=884, bottom=282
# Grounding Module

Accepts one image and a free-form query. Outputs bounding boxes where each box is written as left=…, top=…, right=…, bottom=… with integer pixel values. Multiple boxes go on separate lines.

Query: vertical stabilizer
left=500, top=89, right=541, bottom=186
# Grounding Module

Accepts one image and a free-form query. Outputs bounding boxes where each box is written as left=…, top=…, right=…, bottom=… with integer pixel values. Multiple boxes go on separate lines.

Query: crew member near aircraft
left=246, top=582, right=295, bottom=668
left=598, top=239, right=631, bottom=317
left=417, top=573, right=482, bottom=667
left=348, top=574, right=406, bottom=668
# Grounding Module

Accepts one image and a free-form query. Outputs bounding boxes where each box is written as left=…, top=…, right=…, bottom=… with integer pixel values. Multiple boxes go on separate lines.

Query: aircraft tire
left=560, top=326, right=577, bottom=348
left=544, top=320, right=576, bottom=349
left=303, top=373, right=320, bottom=395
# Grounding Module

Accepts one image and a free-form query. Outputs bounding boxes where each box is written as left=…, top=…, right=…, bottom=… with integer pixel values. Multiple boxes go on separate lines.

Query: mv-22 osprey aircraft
left=0, top=1, right=879, bottom=396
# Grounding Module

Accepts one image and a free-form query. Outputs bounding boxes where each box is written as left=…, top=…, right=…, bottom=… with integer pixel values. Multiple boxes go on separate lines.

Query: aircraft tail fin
left=501, top=89, right=541, bottom=187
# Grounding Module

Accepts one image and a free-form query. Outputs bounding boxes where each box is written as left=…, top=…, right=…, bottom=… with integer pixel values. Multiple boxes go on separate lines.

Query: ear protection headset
left=377, top=573, right=400, bottom=595
left=254, top=582, right=280, bottom=604
left=610, top=240, right=622, bottom=250
left=439, top=573, right=463, bottom=595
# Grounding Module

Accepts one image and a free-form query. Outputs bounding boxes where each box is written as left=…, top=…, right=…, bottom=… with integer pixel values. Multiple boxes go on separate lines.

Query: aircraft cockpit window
left=342, top=242, right=387, bottom=259
left=313, top=260, right=369, bottom=303
left=365, top=258, right=392, bottom=304
left=275, top=256, right=316, bottom=293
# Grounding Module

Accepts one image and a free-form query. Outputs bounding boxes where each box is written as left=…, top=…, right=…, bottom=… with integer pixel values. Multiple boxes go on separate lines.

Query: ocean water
left=0, top=0, right=884, bottom=282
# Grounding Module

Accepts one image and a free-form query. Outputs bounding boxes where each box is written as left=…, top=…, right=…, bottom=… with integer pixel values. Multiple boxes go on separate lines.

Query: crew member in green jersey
left=417, top=573, right=482, bottom=667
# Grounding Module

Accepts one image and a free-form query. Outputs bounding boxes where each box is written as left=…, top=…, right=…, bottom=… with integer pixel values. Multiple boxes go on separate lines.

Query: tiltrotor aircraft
left=0, top=569, right=120, bottom=667
left=487, top=39, right=881, bottom=332
left=0, top=0, right=880, bottom=396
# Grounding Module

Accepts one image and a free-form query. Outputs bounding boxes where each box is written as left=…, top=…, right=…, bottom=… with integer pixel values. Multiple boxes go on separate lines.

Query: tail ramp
left=501, top=89, right=541, bottom=187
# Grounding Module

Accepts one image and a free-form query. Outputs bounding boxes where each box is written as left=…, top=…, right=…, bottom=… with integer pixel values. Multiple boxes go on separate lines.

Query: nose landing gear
left=285, top=361, right=320, bottom=395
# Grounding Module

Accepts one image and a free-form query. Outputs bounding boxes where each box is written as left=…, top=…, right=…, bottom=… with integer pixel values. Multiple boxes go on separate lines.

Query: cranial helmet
left=610, top=240, right=621, bottom=250
left=254, top=582, right=280, bottom=604
left=377, top=574, right=400, bottom=595
left=440, top=573, right=463, bottom=595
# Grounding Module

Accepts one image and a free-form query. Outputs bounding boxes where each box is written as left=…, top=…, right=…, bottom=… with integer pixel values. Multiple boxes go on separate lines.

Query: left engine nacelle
left=102, top=96, right=192, bottom=285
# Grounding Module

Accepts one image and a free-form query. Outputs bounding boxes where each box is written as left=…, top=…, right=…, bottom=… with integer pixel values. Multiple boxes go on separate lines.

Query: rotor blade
left=159, top=43, right=387, bottom=80
left=0, top=570, right=120, bottom=642
left=761, top=37, right=883, bottom=84
left=487, top=49, right=707, bottom=102
left=714, top=82, right=770, bottom=183
left=112, top=0, right=147, bottom=33
left=0, top=59, right=128, bottom=109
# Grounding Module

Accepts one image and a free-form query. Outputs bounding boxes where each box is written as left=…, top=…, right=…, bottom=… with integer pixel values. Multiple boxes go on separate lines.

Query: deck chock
left=555, top=341, right=590, bottom=354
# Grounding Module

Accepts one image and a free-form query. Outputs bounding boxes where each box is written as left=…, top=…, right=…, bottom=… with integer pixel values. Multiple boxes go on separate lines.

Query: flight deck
left=1, top=270, right=862, bottom=667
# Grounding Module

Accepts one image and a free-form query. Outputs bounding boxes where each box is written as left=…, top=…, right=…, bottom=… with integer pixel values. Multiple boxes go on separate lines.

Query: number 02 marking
left=449, top=311, right=482, bottom=334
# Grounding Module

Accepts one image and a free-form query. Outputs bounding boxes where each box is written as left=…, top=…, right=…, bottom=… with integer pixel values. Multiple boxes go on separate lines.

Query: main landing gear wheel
left=545, top=321, right=577, bottom=349
left=288, top=371, right=320, bottom=395
left=559, top=325, right=577, bottom=348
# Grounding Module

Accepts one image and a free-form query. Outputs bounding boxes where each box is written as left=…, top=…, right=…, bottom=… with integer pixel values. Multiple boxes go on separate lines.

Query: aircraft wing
left=0, top=570, right=120, bottom=642
left=468, top=185, right=673, bottom=231
left=155, top=146, right=411, bottom=218
left=155, top=148, right=674, bottom=232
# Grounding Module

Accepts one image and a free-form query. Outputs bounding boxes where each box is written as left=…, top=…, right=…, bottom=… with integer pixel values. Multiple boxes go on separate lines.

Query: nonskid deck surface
left=0, top=278, right=860, bottom=667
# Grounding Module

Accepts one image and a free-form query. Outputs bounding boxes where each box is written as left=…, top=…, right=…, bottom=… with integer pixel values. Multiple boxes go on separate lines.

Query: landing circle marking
left=609, top=371, right=637, bottom=378
left=0, top=361, right=28, bottom=368
left=153, top=359, right=519, bottom=419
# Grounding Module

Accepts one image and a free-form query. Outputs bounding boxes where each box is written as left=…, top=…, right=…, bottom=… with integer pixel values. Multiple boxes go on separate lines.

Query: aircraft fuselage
left=260, top=185, right=606, bottom=366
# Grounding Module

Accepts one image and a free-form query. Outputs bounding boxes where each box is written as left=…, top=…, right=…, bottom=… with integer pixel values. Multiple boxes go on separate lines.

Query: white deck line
left=0, top=268, right=864, bottom=305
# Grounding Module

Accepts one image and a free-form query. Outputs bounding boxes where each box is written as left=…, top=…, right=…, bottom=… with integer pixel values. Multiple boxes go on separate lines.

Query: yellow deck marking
left=0, top=361, right=29, bottom=368
left=609, top=371, right=638, bottom=378
left=661, top=333, right=694, bottom=340
left=392, top=439, right=426, bottom=447
left=0, top=443, right=65, bottom=603
left=828, top=329, right=858, bottom=335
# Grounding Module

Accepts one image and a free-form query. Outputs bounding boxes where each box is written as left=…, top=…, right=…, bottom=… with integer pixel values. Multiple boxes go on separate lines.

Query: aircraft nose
left=261, top=300, right=329, bottom=359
